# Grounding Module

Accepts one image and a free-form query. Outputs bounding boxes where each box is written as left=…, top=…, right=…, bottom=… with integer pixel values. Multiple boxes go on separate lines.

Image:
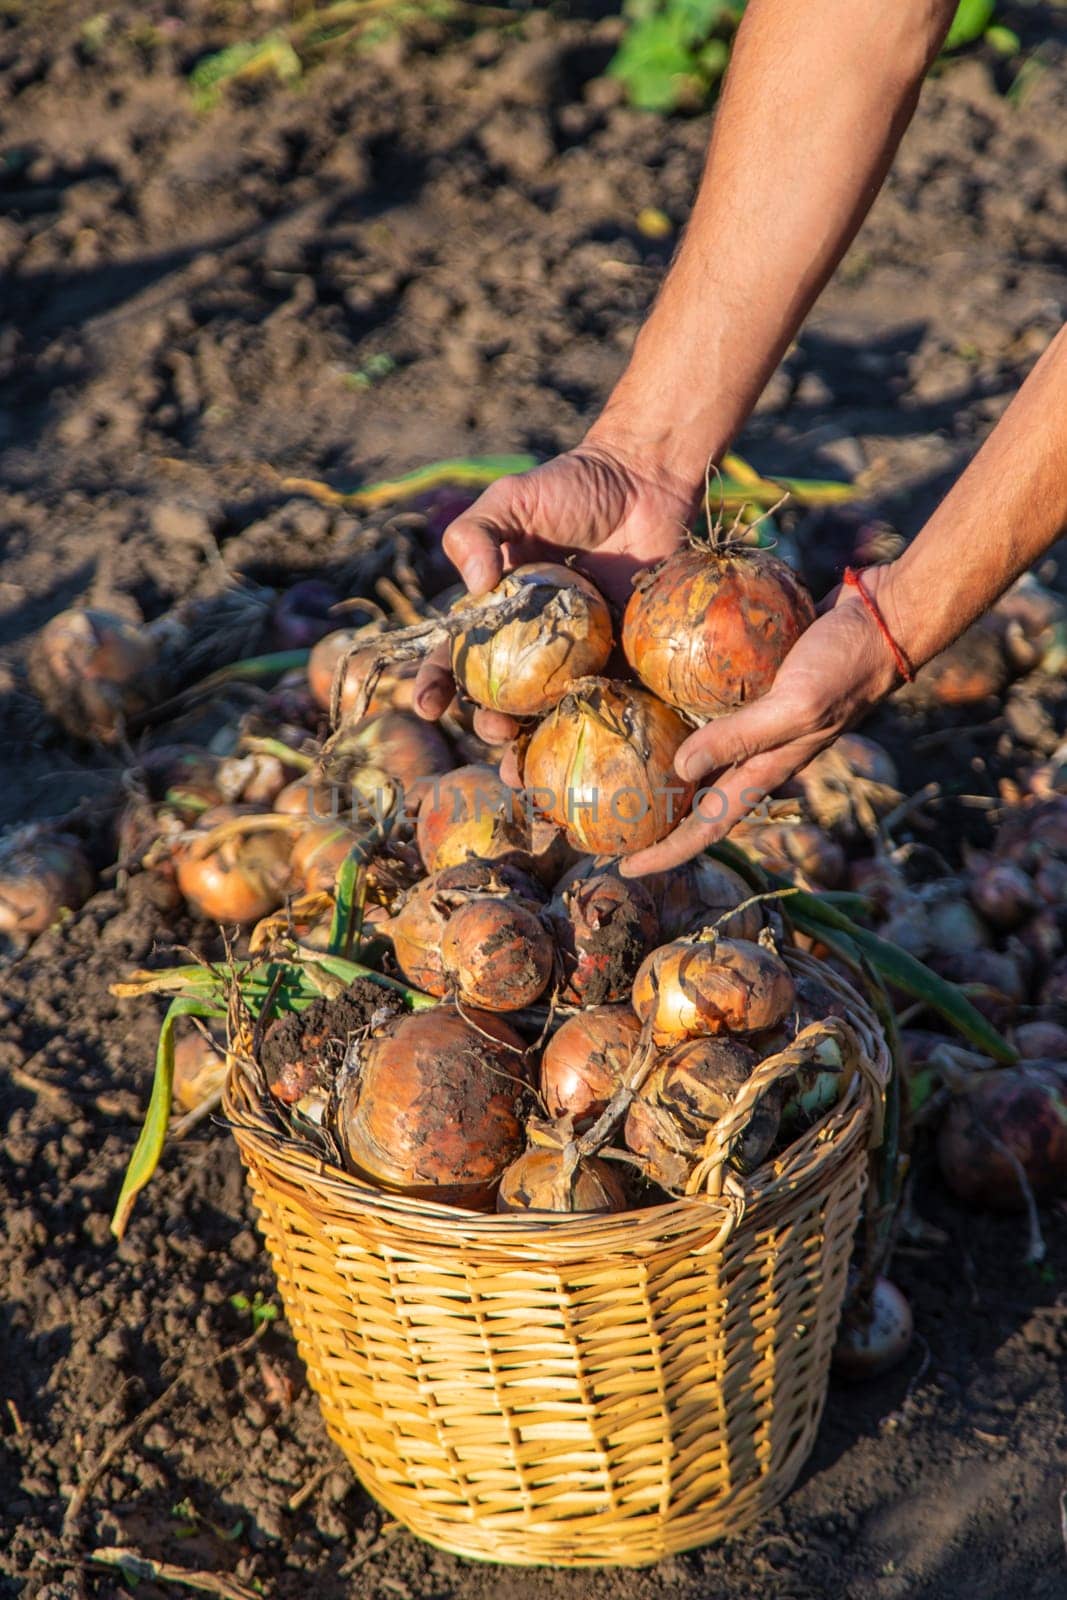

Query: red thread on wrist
left=843, top=567, right=914, bottom=682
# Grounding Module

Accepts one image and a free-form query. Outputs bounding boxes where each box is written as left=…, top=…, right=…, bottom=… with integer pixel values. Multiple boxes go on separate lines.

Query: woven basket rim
left=222, top=947, right=889, bottom=1244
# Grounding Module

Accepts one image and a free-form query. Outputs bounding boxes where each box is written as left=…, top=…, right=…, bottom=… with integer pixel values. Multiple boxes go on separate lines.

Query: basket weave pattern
left=225, top=953, right=888, bottom=1566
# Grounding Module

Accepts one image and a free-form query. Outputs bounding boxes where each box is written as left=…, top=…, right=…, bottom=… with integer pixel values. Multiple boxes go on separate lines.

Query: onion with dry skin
left=450, top=563, right=614, bottom=716
left=624, top=1035, right=773, bottom=1190
left=937, top=1065, right=1067, bottom=1210
left=541, top=1005, right=642, bottom=1128
left=416, top=764, right=529, bottom=872
left=309, top=628, right=420, bottom=718
left=621, top=543, right=815, bottom=720
left=176, top=825, right=292, bottom=924
left=389, top=860, right=546, bottom=997
left=496, top=1147, right=628, bottom=1214
left=729, top=819, right=846, bottom=889
left=172, top=1030, right=228, bottom=1112
left=319, top=710, right=454, bottom=809
left=545, top=868, right=659, bottom=1005
left=523, top=677, right=695, bottom=857
left=334, top=1006, right=528, bottom=1208
left=0, top=831, right=94, bottom=939
left=440, top=897, right=554, bottom=1011
left=290, top=821, right=357, bottom=895
left=649, top=854, right=761, bottom=942
left=967, top=855, right=1040, bottom=930
left=29, top=608, right=157, bottom=744
left=832, top=1277, right=913, bottom=1380
left=633, top=933, right=796, bottom=1048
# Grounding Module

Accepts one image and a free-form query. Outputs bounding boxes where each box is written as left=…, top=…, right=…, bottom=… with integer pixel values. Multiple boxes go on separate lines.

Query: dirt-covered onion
left=523, top=677, right=694, bottom=856
left=496, top=1147, right=628, bottom=1214
left=541, top=1005, right=642, bottom=1128
left=544, top=869, right=659, bottom=1005
left=450, top=562, right=613, bottom=716
left=937, top=1065, right=1067, bottom=1210
left=440, top=897, right=553, bottom=1010
left=334, top=1006, right=528, bottom=1207
left=729, top=818, right=846, bottom=889
left=416, top=763, right=529, bottom=872
left=624, top=1035, right=772, bottom=1189
left=832, top=1277, right=913, bottom=1380
left=0, top=831, right=94, bottom=938
left=649, top=854, right=761, bottom=942
left=632, top=934, right=796, bottom=1047
left=29, top=607, right=157, bottom=744
left=621, top=544, right=815, bottom=719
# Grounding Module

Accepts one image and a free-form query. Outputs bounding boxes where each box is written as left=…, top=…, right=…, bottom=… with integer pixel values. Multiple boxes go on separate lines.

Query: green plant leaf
left=190, top=33, right=302, bottom=110
left=943, top=0, right=996, bottom=52
left=110, top=995, right=227, bottom=1239
left=608, top=13, right=696, bottom=113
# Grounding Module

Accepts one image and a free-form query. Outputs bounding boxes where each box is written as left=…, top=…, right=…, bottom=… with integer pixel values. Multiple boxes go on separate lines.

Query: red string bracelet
left=843, top=566, right=914, bottom=682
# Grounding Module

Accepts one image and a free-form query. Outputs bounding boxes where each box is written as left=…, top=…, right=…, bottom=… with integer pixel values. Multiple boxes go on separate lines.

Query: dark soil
left=1, top=5, right=1066, bottom=1599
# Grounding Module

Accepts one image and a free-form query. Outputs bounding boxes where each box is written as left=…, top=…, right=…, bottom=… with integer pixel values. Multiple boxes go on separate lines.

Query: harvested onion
left=440, top=897, right=553, bottom=1010
left=176, top=827, right=292, bottom=924
left=621, top=543, right=814, bottom=719
left=290, top=821, right=357, bottom=895
left=632, top=934, right=795, bottom=1048
left=0, top=831, right=94, bottom=938
left=320, top=710, right=453, bottom=809
left=416, top=764, right=529, bottom=872
left=334, top=1006, right=528, bottom=1208
left=389, top=860, right=546, bottom=997
left=937, top=1065, right=1067, bottom=1210
left=545, top=869, right=659, bottom=1005
left=523, top=678, right=694, bottom=856
left=649, top=854, right=761, bottom=942
left=450, top=563, right=613, bottom=716
left=729, top=819, right=846, bottom=889
left=496, top=1147, right=627, bottom=1214
left=832, top=1277, right=913, bottom=1380
left=29, top=607, right=156, bottom=744
left=172, top=1029, right=228, bottom=1112
left=541, top=1006, right=642, bottom=1128
left=624, top=1035, right=772, bottom=1190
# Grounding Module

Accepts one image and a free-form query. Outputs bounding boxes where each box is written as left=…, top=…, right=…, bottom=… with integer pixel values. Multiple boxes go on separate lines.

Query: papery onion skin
left=334, top=1006, right=528, bottom=1208
left=176, top=830, right=292, bottom=924
left=937, top=1065, right=1067, bottom=1210
left=632, top=935, right=796, bottom=1048
left=389, top=861, right=547, bottom=997
left=325, top=710, right=454, bottom=808
left=29, top=608, right=157, bottom=744
left=545, top=869, right=659, bottom=1005
left=172, top=1031, right=228, bottom=1112
left=624, top=1036, right=771, bottom=1190
left=622, top=546, right=815, bottom=719
left=308, top=628, right=419, bottom=717
left=417, top=764, right=529, bottom=873
left=0, top=834, right=95, bottom=937
left=648, top=855, right=761, bottom=942
left=440, top=897, right=554, bottom=1011
left=496, top=1147, right=628, bottom=1214
left=541, top=1005, right=642, bottom=1127
left=832, top=1277, right=913, bottom=1380
left=523, top=678, right=695, bottom=857
left=730, top=819, right=846, bottom=889
left=290, top=822, right=357, bottom=895
left=450, top=563, right=614, bottom=717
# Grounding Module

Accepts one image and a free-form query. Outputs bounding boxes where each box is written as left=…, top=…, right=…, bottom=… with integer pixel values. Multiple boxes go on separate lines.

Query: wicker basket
left=224, top=951, right=889, bottom=1567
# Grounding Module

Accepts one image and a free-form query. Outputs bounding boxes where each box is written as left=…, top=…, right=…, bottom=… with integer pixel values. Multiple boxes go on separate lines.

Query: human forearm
left=588, top=0, right=957, bottom=493
left=881, top=323, right=1067, bottom=670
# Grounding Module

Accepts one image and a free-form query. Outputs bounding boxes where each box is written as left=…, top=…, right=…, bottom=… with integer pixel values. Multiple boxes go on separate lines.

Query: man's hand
left=412, top=440, right=697, bottom=743
left=618, top=569, right=902, bottom=876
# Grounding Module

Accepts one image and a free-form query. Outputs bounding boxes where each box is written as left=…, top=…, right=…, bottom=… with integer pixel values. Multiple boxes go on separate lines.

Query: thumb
left=674, top=694, right=801, bottom=783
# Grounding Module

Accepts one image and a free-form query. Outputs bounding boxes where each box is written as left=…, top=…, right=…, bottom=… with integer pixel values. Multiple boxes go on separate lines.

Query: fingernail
left=675, top=752, right=694, bottom=782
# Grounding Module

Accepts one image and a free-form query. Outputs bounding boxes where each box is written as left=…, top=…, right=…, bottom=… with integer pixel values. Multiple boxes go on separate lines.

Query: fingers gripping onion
left=540, top=1006, right=642, bottom=1127
left=632, top=934, right=796, bottom=1048
left=523, top=678, right=695, bottom=856
left=450, top=563, right=613, bottom=716
left=334, top=1006, right=528, bottom=1208
left=621, top=544, right=815, bottom=719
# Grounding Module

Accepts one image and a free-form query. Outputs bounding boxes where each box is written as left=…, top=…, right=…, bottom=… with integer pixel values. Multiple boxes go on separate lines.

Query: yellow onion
left=176, top=825, right=292, bottom=924
left=730, top=819, right=846, bottom=889
left=450, top=563, right=613, bottom=716
left=390, top=861, right=547, bottom=997
left=290, top=821, right=357, bottom=895
left=647, top=855, right=761, bottom=941
left=621, top=544, right=814, bottom=719
left=416, top=764, right=529, bottom=872
left=309, top=627, right=420, bottom=718
left=0, top=831, right=94, bottom=938
left=832, top=1277, right=913, bottom=1380
left=544, top=869, right=659, bottom=1005
left=496, top=1147, right=628, bottom=1214
left=321, top=710, right=454, bottom=810
left=632, top=934, right=795, bottom=1047
left=334, top=1006, right=528, bottom=1208
left=29, top=607, right=157, bottom=744
left=624, top=1035, right=773, bottom=1189
left=216, top=751, right=293, bottom=808
left=541, top=1006, right=642, bottom=1128
left=523, top=677, right=694, bottom=857
left=172, top=1029, right=228, bottom=1112
left=273, top=776, right=342, bottom=819
left=440, top=897, right=553, bottom=1010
